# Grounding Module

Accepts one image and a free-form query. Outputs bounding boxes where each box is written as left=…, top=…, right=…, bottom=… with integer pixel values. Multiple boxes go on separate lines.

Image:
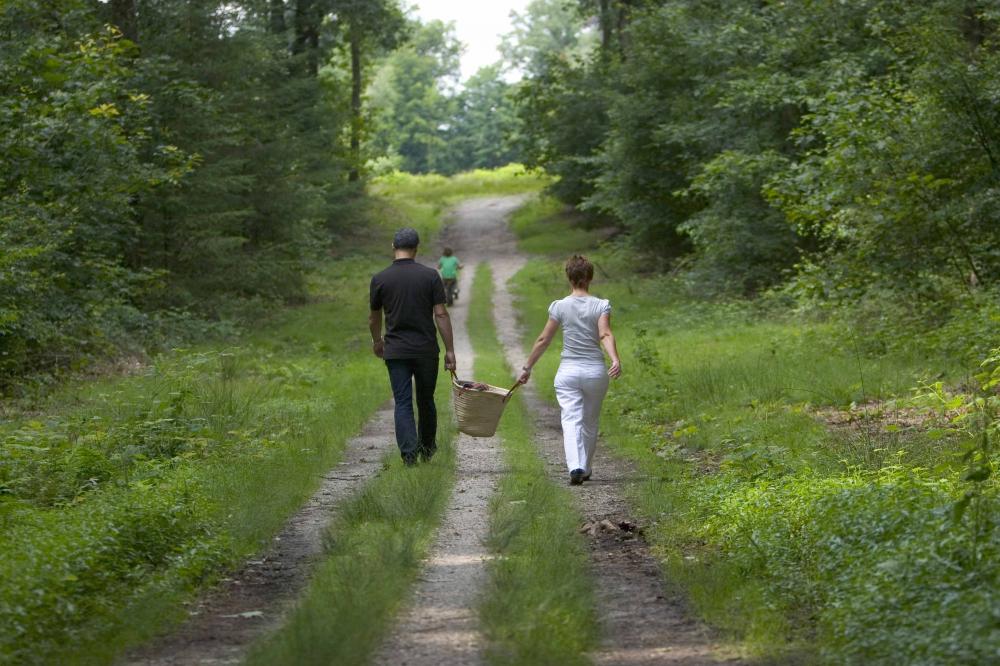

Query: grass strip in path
left=373, top=258, right=502, bottom=665
left=468, top=263, right=598, bottom=665
left=244, top=383, right=457, bottom=666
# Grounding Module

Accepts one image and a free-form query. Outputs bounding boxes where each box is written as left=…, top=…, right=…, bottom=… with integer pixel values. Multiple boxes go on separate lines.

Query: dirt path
left=373, top=197, right=525, bottom=666
left=484, top=203, right=738, bottom=664
left=123, top=407, right=396, bottom=665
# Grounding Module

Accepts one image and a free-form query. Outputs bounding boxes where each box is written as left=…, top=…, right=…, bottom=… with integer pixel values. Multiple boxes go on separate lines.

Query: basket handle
left=503, top=381, right=521, bottom=402
left=449, top=369, right=521, bottom=402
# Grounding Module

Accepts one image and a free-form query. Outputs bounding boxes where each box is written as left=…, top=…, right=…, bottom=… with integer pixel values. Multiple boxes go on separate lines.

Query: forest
left=2, top=0, right=1000, bottom=664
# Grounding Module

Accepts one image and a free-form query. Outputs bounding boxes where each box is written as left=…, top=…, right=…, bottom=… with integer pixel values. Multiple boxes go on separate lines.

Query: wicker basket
left=450, top=371, right=520, bottom=437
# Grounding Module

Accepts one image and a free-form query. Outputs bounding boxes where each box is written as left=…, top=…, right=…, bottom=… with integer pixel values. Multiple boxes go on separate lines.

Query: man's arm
left=433, top=303, right=456, bottom=371
left=369, top=309, right=384, bottom=358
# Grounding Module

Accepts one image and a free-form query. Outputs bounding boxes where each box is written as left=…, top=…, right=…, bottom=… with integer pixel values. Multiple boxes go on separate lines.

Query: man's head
left=393, top=227, right=420, bottom=258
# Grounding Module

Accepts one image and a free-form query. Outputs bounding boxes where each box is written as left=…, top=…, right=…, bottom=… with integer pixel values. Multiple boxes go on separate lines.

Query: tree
left=500, top=0, right=596, bottom=77
left=1, top=0, right=367, bottom=386
left=329, top=0, right=408, bottom=181
left=445, top=64, right=522, bottom=172
left=0, top=0, right=172, bottom=381
left=368, top=19, right=462, bottom=174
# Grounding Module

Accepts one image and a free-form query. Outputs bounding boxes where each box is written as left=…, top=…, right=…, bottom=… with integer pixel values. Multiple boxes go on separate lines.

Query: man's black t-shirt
left=370, top=258, right=447, bottom=359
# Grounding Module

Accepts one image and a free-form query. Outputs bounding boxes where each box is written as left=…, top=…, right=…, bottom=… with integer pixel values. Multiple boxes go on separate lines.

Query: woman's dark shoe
left=570, top=468, right=585, bottom=485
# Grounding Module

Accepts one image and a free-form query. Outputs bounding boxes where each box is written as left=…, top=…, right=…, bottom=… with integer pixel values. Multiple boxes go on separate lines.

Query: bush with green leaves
left=0, top=1, right=180, bottom=383
left=701, top=471, right=999, bottom=664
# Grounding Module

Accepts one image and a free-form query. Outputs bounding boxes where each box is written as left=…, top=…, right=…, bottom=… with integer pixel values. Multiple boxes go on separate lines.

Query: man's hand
left=444, top=351, right=456, bottom=372
left=372, top=339, right=384, bottom=359
left=517, top=366, right=531, bottom=385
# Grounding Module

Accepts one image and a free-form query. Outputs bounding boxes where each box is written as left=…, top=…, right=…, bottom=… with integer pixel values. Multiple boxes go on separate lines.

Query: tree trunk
left=110, top=0, right=138, bottom=43
left=294, top=0, right=320, bottom=76
left=349, top=25, right=362, bottom=182
left=269, top=0, right=286, bottom=35
left=598, top=0, right=613, bottom=53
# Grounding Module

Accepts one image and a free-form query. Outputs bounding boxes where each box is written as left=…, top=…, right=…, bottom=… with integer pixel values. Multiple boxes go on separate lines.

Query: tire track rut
left=123, top=407, right=396, bottom=666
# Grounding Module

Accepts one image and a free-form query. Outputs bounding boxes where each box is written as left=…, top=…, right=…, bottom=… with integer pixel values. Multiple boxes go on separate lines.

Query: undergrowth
left=507, top=194, right=608, bottom=256
left=0, top=258, right=389, bottom=664
left=0, top=176, right=458, bottom=664
left=511, top=252, right=1000, bottom=663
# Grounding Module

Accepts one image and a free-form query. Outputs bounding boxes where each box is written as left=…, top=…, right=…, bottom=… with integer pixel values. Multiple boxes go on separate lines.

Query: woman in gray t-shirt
left=517, top=255, right=622, bottom=485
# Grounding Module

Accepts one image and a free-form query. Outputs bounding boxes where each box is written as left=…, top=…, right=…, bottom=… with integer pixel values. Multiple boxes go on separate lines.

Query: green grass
left=370, top=165, right=550, bottom=247
left=0, top=258, right=390, bottom=664
left=245, top=382, right=456, bottom=665
left=0, top=170, right=554, bottom=665
left=466, top=264, right=598, bottom=665
left=507, top=204, right=999, bottom=663
left=508, top=194, right=609, bottom=256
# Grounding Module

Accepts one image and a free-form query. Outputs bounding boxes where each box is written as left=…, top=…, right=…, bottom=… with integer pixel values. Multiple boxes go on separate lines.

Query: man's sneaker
left=569, top=468, right=585, bottom=485
left=583, top=471, right=591, bottom=481
left=402, top=454, right=418, bottom=467
left=419, top=448, right=436, bottom=463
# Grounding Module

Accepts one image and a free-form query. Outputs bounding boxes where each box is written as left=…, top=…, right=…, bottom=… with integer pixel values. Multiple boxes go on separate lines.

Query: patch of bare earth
left=374, top=198, right=526, bottom=665
left=122, top=406, right=396, bottom=665
left=484, top=203, right=741, bottom=665
left=812, top=400, right=950, bottom=434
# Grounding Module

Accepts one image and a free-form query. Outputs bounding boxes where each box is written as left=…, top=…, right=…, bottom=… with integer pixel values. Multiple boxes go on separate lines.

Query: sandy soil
left=122, top=406, right=397, bottom=665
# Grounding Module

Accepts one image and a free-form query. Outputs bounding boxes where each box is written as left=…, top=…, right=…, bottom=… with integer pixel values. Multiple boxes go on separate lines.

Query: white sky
left=408, top=0, right=531, bottom=82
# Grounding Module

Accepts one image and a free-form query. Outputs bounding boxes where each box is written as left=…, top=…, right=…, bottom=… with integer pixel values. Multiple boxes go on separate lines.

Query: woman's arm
left=598, top=313, right=622, bottom=378
left=518, top=318, right=560, bottom=384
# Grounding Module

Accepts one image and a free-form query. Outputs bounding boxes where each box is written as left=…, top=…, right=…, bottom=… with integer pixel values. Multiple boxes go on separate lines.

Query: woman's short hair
left=565, top=255, right=594, bottom=287
left=443, top=247, right=453, bottom=256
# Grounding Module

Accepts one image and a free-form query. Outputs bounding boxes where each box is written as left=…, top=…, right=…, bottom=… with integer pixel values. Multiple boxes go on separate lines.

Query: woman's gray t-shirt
left=548, top=295, right=611, bottom=365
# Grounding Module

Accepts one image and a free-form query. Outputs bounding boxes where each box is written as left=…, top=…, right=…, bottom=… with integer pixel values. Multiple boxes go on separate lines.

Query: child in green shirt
left=438, top=247, right=463, bottom=306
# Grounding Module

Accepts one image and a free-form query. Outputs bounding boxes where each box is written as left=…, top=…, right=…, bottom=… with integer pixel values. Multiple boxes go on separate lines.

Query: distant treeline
left=0, top=0, right=414, bottom=388
left=513, top=0, right=1000, bottom=350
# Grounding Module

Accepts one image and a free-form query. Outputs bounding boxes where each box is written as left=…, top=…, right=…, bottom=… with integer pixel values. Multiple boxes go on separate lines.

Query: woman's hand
left=608, top=358, right=622, bottom=379
left=518, top=366, right=531, bottom=384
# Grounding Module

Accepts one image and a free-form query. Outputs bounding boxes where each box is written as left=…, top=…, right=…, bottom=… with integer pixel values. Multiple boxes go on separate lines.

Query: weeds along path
left=486, top=209, right=736, bottom=664
left=374, top=197, right=525, bottom=666
left=124, top=408, right=396, bottom=666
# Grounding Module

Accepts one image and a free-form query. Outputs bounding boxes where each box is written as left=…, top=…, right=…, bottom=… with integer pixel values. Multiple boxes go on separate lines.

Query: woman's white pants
left=554, top=363, right=609, bottom=474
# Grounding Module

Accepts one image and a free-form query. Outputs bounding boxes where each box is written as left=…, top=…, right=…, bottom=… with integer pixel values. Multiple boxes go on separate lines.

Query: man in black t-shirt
left=369, top=227, right=457, bottom=465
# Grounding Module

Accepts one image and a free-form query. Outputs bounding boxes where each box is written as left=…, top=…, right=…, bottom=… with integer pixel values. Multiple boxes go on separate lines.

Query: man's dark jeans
left=385, top=356, right=439, bottom=463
